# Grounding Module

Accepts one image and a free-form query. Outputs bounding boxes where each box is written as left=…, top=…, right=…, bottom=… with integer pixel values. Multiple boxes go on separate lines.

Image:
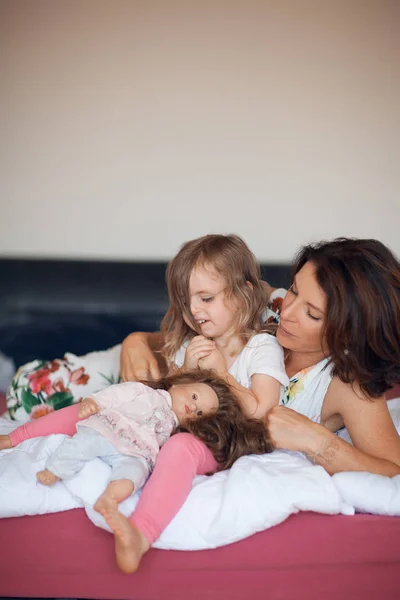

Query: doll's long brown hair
left=143, top=370, right=274, bottom=471
left=161, top=234, right=270, bottom=367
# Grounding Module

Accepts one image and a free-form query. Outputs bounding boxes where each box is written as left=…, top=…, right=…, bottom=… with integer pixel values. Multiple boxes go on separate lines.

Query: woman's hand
left=184, top=336, right=216, bottom=371
left=78, top=398, right=99, bottom=419
left=198, top=347, right=227, bottom=375
left=266, top=406, right=326, bottom=455
left=120, top=332, right=162, bottom=382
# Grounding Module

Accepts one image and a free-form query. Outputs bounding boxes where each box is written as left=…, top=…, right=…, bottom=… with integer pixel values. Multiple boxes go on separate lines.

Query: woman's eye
left=196, top=410, right=203, bottom=417
left=192, top=393, right=198, bottom=401
left=202, top=296, right=214, bottom=303
left=307, top=311, right=321, bottom=322
left=288, top=285, right=298, bottom=296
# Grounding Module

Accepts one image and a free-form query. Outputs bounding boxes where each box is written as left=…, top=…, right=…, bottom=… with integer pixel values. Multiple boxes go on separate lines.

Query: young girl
left=1, top=234, right=288, bottom=571
left=34, top=370, right=273, bottom=512
left=161, top=234, right=288, bottom=414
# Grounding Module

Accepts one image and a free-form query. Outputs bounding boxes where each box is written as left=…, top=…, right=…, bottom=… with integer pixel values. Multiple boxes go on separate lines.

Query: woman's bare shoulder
left=323, top=376, right=400, bottom=459
left=324, top=376, right=385, bottom=415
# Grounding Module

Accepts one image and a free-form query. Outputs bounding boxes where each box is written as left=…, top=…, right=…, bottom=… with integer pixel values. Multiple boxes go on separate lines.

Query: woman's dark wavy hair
left=293, top=237, right=400, bottom=398
left=143, top=370, right=273, bottom=470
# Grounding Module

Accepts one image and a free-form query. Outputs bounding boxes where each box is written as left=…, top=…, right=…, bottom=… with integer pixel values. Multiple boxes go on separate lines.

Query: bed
left=1, top=258, right=399, bottom=600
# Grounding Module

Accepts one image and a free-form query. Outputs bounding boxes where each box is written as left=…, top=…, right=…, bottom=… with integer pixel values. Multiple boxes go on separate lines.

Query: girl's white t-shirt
left=174, top=333, right=289, bottom=390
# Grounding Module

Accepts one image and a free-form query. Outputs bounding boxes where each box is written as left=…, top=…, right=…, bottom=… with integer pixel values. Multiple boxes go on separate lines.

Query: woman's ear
left=246, top=281, right=253, bottom=290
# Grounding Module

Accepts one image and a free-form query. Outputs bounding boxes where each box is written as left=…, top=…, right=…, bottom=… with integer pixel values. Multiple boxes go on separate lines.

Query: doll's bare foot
left=94, top=479, right=134, bottom=513
left=0, top=435, right=12, bottom=450
left=102, top=505, right=150, bottom=574
left=37, top=469, right=60, bottom=486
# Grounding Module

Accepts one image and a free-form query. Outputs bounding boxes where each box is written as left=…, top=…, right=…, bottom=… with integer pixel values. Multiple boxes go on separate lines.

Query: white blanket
left=1, top=399, right=400, bottom=551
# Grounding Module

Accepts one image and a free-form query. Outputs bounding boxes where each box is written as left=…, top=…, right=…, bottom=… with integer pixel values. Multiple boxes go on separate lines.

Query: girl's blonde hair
left=161, top=234, right=270, bottom=365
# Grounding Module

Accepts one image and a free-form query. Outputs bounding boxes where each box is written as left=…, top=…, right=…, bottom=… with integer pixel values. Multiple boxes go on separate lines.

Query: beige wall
left=0, top=0, right=399, bottom=262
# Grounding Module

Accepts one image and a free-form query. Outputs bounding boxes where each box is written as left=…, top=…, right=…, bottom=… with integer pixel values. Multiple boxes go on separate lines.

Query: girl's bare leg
left=103, top=433, right=218, bottom=573
left=101, top=507, right=150, bottom=574
left=94, top=479, right=135, bottom=513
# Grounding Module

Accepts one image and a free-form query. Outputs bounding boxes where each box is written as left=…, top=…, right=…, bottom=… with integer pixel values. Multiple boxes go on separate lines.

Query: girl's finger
left=189, top=340, right=215, bottom=352
left=192, top=350, right=213, bottom=360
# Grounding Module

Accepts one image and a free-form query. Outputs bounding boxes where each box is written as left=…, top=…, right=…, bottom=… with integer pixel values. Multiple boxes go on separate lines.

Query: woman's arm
left=267, top=378, right=400, bottom=476
left=120, top=331, right=167, bottom=382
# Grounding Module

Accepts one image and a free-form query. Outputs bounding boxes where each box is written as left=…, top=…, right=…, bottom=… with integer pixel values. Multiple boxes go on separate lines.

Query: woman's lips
left=279, top=323, right=295, bottom=337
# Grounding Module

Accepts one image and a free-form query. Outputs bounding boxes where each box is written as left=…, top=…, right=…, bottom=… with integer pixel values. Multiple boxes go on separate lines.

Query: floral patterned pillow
left=7, top=345, right=121, bottom=421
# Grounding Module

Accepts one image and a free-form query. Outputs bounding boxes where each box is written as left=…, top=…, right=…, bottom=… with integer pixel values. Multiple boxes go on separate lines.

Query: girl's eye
left=196, top=410, right=203, bottom=417
left=192, top=393, right=198, bottom=401
left=288, top=285, right=298, bottom=295
left=202, top=297, right=214, bottom=303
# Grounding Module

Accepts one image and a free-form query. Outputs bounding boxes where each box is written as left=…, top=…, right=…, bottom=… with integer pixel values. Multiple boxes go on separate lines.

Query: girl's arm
left=120, top=331, right=167, bottom=382
left=267, top=377, right=400, bottom=476
left=223, top=373, right=281, bottom=419
left=199, top=338, right=287, bottom=419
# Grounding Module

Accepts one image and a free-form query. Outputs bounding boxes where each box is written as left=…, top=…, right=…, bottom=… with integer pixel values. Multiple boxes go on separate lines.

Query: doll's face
left=169, top=382, right=218, bottom=424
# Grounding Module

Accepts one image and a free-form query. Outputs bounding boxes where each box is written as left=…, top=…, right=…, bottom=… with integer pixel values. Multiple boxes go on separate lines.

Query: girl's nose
left=190, top=299, right=200, bottom=315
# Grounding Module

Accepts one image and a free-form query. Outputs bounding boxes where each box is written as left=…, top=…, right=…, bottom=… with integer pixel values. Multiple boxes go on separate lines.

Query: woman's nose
left=280, top=296, right=296, bottom=320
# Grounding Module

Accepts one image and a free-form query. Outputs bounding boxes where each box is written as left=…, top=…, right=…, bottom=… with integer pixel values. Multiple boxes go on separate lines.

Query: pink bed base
left=2, top=388, right=400, bottom=599
left=1, top=509, right=400, bottom=600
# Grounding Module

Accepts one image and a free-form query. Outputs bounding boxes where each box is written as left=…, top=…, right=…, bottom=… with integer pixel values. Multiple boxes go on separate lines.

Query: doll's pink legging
left=9, top=405, right=217, bottom=544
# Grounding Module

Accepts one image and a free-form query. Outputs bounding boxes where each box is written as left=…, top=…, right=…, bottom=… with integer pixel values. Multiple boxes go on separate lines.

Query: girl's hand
left=266, top=406, right=325, bottom=455
left=79, top=398, right=100, bottom=419
left=120, top=332, right=161, bottom=382
left=184, top=336, right=216, bottom=371
left=198, top=347, right=227, bottom=375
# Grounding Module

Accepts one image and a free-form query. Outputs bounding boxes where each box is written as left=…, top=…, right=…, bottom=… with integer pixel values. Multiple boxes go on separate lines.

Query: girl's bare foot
left=101, top=504, right=150, bottom=574
left=94, top=479, right=134, bottom=514
left=0, top=435, right=12, bottom=451
left=37, top=469, right=60, bottom=486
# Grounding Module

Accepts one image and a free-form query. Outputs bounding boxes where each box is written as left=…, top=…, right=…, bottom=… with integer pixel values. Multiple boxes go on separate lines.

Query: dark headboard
left=0, top=259, right=291, bottom=367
